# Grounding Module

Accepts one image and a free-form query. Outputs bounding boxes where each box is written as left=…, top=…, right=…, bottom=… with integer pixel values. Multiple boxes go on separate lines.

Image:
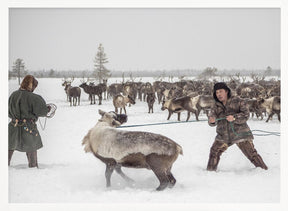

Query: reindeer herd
left=61, top=76, right=280, bottom=191
left=61, top=77, right=281, bottom=123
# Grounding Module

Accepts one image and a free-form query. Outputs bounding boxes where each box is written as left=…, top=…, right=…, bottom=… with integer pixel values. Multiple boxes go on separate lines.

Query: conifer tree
left=12, top=58, right=26, bottom=85
left=94, top=43, right=111, bottom=83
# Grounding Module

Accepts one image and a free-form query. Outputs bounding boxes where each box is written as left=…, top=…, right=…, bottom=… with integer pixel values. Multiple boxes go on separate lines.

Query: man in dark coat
left=207, top=82, right=268, bottom=171
left=9, top=75, right=50, bottom=168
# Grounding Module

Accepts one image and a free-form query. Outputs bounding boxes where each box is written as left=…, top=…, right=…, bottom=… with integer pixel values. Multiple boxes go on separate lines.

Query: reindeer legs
left=106, top=164, right=136, bottom=187
left=177, top=113, right=181, bottom=121
left=167, top=111, right=172, bottom=120
left=105, top=162, right=116, bottom=187
left=166, top=167, right=176, bottom=188
left=146, top=155, right=170, bottom=191
left=115, top=165, right=135, bottom=184
left=152, top=168, right=170, bottom=191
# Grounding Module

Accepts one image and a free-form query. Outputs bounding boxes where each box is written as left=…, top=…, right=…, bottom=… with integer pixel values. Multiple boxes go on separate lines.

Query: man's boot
left=207, top=141, right=228, bottom=171
left=237, top=140, right=268, bottom=170
left=26, top=151, right=38, bottom=168
left=8, top=150, right=14, bottom=166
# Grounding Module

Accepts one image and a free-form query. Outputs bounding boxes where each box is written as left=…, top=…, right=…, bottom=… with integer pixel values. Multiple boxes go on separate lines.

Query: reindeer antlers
left=62, top=77, right=74, bottom=84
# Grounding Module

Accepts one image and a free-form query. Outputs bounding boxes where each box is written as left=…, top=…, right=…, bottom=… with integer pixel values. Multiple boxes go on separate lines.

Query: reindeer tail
left=176, top=144, right=183, bottom=155
left=82, top=130, right=92, bottom=153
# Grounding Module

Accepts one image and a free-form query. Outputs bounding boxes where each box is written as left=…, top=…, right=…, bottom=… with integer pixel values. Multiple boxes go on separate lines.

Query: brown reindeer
left=62, top=78, right=72, bottom=102
left=146, top=92, right=156, bottom=113
left=256, top=96, right=281, bottom=122
left=142, top=82, right=155, bottom=101
left=79, top=81, right=103, bottom=105
left=161, top=96, right=199, bottom=121
left=108, top=83, right=124, bottom=98
left=62, top=78, right=81, bottom=106
left=113, top=94, right=135, bottom=114
left=82, top=110, right=183, bottom=191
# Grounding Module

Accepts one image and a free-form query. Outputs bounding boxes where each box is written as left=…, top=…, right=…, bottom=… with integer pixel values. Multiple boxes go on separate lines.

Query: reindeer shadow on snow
left=82, top=109, right=183, bottom=191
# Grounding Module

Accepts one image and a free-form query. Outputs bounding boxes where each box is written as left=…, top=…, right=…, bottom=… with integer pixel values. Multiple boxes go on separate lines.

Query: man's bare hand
left=226, top=115, right=235, bottom=122
left=209, top=117, right=216, bottom=124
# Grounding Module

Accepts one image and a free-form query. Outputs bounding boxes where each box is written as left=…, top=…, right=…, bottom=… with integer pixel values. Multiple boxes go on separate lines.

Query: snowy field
left=8, top=78, right=281, bottom=205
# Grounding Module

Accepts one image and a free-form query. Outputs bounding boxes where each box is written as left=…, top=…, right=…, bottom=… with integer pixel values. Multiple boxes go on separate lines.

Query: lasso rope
left=117, top=119, right=207, bottom=128
left=117, top=117, right=280, bottom=137
left=39, top=118, right=47, bottom=130
left=39, top=103, right=57, bottom=131
left=215, top=117, right=280, bottom=137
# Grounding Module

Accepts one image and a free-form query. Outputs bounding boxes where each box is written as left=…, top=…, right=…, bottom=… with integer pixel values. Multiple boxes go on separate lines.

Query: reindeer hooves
left=168, top=179, right=176, bottom=188
left=156, top=182, right=169, bottom=191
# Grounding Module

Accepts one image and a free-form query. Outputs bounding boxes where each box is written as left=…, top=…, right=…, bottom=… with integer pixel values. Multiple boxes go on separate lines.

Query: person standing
left=9, top=75, right=50, bottom=168
left=207, top=82, right=268, bottom=171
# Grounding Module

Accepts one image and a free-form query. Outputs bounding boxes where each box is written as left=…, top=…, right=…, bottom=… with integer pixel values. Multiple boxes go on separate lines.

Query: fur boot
left=8, top=150, right=14, bottom=166
left=26, top=151, right=38, bottom=168
left=237, top=140, right=268, bottom=170
left=207, top=141, right=228, bottom=171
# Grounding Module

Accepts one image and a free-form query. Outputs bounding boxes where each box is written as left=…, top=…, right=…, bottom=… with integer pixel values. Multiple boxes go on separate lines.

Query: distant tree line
left=9, top=67, right=280, bottom=80
left=9, top=57, right=280, bottom=82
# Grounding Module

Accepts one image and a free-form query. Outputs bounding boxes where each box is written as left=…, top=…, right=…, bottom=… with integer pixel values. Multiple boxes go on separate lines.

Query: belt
left=11, top=118, right=35, bottom=127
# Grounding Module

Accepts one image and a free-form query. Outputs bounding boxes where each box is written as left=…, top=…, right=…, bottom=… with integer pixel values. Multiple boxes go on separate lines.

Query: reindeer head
left=98, top=109, right=127, bottom=127
left=62, top=78, right=73, bottom=87
left=79, top=82, right=87, bottom=88
left=127, top=95, right=136, bottom=105
left=161, top=99, right=171, bottom=111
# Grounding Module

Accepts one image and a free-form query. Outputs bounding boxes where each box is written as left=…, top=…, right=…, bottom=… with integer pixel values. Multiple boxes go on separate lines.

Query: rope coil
left=39, top=103, right=57, bottom=130
left=47, top=103, right=57, bottom=118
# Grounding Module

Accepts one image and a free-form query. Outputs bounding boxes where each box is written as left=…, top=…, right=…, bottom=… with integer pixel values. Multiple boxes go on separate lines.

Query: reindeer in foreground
left=82, top=110, right=183, bottom=191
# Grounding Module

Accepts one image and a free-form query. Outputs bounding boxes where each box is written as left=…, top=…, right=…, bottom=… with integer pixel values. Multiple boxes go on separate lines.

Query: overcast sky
left=9, top=8, right=280, bottom=71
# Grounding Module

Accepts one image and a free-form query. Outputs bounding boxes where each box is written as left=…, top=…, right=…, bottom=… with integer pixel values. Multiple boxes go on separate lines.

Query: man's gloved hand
left=47, top=105, right=51, bottom=112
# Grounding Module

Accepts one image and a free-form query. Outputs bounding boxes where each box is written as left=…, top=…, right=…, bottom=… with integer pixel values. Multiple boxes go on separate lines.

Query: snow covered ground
left=8, top=78, right=281, bottom=206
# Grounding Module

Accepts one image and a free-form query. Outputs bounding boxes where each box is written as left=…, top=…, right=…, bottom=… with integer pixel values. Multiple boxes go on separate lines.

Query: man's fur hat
left=213, top=82, right=231, bottom=102
left=20, top=75, right=38, bottom=92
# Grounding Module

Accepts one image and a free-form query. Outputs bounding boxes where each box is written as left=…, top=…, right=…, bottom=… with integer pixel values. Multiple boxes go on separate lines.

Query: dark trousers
left=207, top=140, right=268, bottom=171
left=8, top=150, right=38, bottom=168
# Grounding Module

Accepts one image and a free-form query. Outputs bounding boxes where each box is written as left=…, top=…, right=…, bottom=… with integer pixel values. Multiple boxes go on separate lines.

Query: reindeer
left=82, top=109, right=183, bottom=191
left=153, top=81, right=165, bottom=104
left=62, top=78, right=72, bottom=101
left=244, top=98, right=264, bottom=120
left=123, top=82, right=138, bottom=102
left=194, top=95, right=215, bottom=117
left=113, top=94, right=135, bottom=114
left=146, top=92, right=156, bottom=113
left=168, top=85, right=183, bottom=99
left=108, top=83, right=124, bottom=98
left=236, top=83, right=266, bottom=99
left=256, top=96, right=281, bottom=122
left=62, top=77, right=81, bottom=106
left=99, top=79, right=108, bottom=100
left=142, top=82, right=155, bottom=101
left=79, top=80, right=103, bottom=105
left=135, top=82, right=145, bottom=101
left=161, top=96, right=199, bottom=121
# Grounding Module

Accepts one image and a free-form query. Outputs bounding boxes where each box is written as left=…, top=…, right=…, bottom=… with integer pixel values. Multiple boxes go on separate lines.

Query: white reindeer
left=82, top=109, right=183, bottom=191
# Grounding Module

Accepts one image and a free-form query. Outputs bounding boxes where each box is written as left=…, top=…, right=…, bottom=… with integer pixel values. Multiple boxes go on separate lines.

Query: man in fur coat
left=9, top=75, right=50, bottom=168
left=207, top=82, right=268, bottom=171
